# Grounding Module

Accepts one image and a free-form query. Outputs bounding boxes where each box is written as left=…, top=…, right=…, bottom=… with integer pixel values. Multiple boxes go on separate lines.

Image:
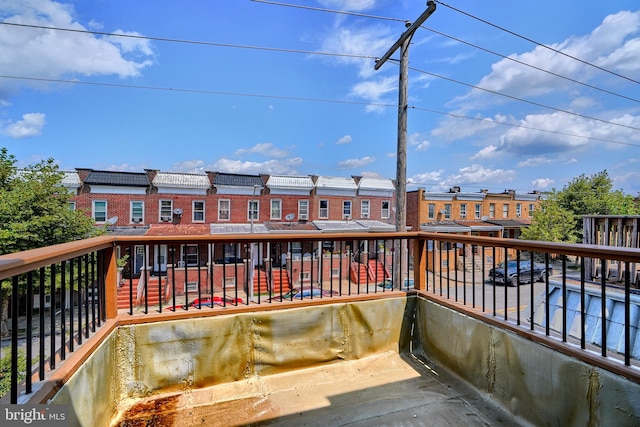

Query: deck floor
left=112, top=351, right=522, bottom=427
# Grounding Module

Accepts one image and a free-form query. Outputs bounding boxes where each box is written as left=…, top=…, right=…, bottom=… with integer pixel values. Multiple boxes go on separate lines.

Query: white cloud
left=338, top=156, right=376, bottom=169
left=3, top=112, right=46, bottom=138
left=408, top=132, right=430, bottom=151
left=447, top=164, right=516, bottom=185
left=336, top=135, right=352, bottom=145
left=470, top=145, right=498, bottom=160
left=0, top=0, right=154, bottom=101
left=451, top=10, right=640, bottom=110
left=234, top=143, right=289, bottom=158
left=497, top=112, right=640, bottom=155
left=350, top=76, right=396, bottom=112
left=171, top=160, right=207, bottom=174
left=517, top=156, right=552, bottom=168
left=532, top=178, right=554, bottom=190
left=408, top=170, right=444, bottom=185
left=211, top=157, right=303, bottom=175
left=317, top=0, right=378, bottom=12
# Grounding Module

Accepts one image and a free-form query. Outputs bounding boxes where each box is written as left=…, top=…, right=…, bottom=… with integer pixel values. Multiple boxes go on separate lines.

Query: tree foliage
left=524, top=170, right=640, bottom=243
left=0, top=148, right=97, bottom=255
left=520, top=195, right=578, bottom=243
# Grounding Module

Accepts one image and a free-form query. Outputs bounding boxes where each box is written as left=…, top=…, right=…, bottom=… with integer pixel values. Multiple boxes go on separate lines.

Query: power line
left=0, top=21, right=376, bottom=61
left=250, top=0, right=406, bottom=23
left=434, top=0, right=640, bottom=85
left=409, top=106, right=640, bottom=148
left=407, top=64, right=640, bottom=133
left=420, top=25, right=640, bottom=105
left=2, top=74, right=636, bottom=148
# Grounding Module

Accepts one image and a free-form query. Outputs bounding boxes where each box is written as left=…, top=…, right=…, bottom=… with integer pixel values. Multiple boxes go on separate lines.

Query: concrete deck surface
left=112, top=351, right=521, bottom=427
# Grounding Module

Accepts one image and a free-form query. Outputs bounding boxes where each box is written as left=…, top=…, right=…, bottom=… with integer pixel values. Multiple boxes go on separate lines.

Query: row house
left=67, top=169, right=397, bottom=302
left=406, top=187, right=543, bottom=274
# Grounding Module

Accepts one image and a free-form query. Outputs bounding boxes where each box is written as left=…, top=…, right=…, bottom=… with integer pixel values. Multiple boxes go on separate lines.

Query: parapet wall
left=412, top=297, right=640, bottom=426
left=48, top=295, right=640, bottom=426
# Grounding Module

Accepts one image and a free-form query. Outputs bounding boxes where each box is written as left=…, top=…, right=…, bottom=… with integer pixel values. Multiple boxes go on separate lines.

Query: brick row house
left=67, top=169, right=397, bottom=305
left=406, top=187, right=542, bottom=274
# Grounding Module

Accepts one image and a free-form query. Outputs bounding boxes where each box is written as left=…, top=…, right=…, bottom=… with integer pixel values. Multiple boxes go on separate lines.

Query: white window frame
left=489, top=203, right=495, bottom=218
left=69, top=201, right=76, bottom=211
left=502, top=204, right=509, bottom=218
left=248, top=200, right=259, bottom=221
left=193, top=200, right=205, bottom=223
left=182, top=244, right=199, bottom=266
left=361, top=200, right=370, bottom=219
left=460, top=203, right=467, bottom=219
left=93, top=200, right=107, bottom=223
left=130, top=200, right=144, bottom=224
left=270, top=199, right=282, bottom=220
left=529, top=203, right=535, bottom=217
left=444, top=204, right=451, bottom=220
left=474, top=203, right=481, bottom=219
left=381, top=200, right=390, bottom=219
left=428, top=203, right=435, bottom=220
left=342, top=200, right=352, bottom=219
left=319, top=200, right=329, bottom=219
left=516, top=203, right=522, bottom=218
left=159, top=200, right=173, bottom=222
left=298, top=200, right=309, bottom=221
left=218, top=199, right=230, bottom=221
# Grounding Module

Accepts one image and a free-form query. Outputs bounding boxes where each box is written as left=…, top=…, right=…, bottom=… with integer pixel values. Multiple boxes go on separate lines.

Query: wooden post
left=413, top=237, right=427, bottom=291
left=105, top=245, right=118, bottom=319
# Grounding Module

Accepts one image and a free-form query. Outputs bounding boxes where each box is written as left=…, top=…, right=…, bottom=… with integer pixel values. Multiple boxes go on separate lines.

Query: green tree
left=0, top=147, right=99, bottom=336
left=555, top=170, right=640, bottom=240
left=521, top=195, right=578, bottom=243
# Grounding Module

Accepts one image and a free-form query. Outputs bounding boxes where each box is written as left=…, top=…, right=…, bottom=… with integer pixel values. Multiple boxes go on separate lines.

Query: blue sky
left=1, top=0, right=639, bottom=195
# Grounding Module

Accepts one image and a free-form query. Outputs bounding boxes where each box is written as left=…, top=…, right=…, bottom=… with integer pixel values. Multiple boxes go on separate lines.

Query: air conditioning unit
left=160, top=216, right=171, bottom=222
left=132, top=217, right=143, bottom=223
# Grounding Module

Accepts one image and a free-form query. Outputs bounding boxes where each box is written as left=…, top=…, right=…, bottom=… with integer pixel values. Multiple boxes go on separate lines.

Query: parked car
left=269, top=287, right=338, bottom=302
left=488, top=260, right=553, bottom=286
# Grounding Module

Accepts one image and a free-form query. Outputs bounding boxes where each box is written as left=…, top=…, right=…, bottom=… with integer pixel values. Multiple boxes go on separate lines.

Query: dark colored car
left=488, top=260, right=553, bottom=286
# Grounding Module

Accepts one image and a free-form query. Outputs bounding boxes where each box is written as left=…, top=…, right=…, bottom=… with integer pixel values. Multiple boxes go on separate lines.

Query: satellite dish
left=106, top=216, right=118, bottom=225
left=481, top=216, right=489, bottom=221
left=439, top=209, right=446, bottom=214
left=173, top=208, right=183, bottom=215
left=285, top=213, right=295, bottom=221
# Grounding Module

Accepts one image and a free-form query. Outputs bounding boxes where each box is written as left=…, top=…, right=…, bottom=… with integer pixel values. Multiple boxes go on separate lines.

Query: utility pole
left=375, top=1, right=436, bottom=287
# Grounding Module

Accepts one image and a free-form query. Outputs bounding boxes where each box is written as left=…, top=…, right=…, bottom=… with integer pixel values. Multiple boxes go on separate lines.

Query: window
left=343, top=200, right=352, bottom=219
left=182, top=245, right=199, bottom=266
left=529, top=203, right=535, bottom=217
left=475, top=203, right=481, bottom=219
left=444, top=204, right=451, bottom=219
left=381, top=200, right=390, bottom=219
left=248, top=200, right=259, bottom=221
left=69, top=201, right=76, bottom=211
left=502, top=204, right=509, bottom=218
left=319, top=200, right=328, bottom=219
left=298, top=200, right=309, bottom=220
left=193, top=201, right=205, bottom=222
left=131, top=201, right=144, bottom=223
left=218, top=199, right=230, bottom=221
left=93, top=200, right=107, bottom=223
left=270, top=199, right=282, bottom=220
left=489, top=203, right=495, bottom=218
left=160, top=200, right=173, bottom=222
left=428, top=203, right=435, bottom=220
left=361, top=200, right=370, bottom=218
left=460, top=203, right=467, bottom=219
left=516, top=203, right=522, bottom=217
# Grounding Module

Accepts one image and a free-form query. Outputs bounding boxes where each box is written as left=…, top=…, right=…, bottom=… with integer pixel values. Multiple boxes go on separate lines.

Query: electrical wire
left=406, top=64, right=640, bottom=133
left=434, top=0, right=640, bottom=85
left=2, top=74, right=637, bottom=148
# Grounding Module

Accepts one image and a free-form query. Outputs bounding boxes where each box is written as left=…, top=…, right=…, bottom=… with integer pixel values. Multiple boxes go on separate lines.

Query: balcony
left=1, top=232, right=639, bottom=425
